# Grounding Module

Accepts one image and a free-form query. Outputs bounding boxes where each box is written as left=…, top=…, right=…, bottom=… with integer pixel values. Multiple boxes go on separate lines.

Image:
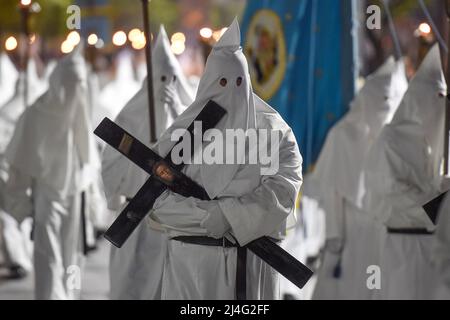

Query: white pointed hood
left=360, top=57, right=408, bottom=137
left=0, top=55, right=48, bottom=124
left=156, top=18, right=273, bottom=199
left=5, top=45, right=99, bottom=196
left=0, top=56, right=50, bottom=153
left=390, top=44, right=447, bottom=180
left=99, top=49, right=140, bottom=118
left=312, top=56, right=408, bottom=208
left=347, top=56, right=408, bottom=137
left=152, top=25, right=194, bottom=110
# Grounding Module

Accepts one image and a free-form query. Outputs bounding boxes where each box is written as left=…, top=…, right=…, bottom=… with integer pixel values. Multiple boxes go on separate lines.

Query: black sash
left=172, top=235, right=280, bottom=300
left=387, top=228, right=434, bottom=235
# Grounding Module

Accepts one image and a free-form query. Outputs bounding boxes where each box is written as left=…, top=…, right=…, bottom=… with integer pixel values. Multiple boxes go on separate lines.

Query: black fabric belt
left=171, top=236, right=255, bottom=300
left=387, top=228, right=434, bottom=235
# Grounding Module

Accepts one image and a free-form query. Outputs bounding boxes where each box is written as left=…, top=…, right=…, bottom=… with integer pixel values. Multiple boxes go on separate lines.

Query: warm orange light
left=131, top=32, right=146, bottom=50
left=112, top=31, right=127, bottom=46
left=212, top=31, right=221, bottom=42
left=171, top=40, right=185, bottom=55
left=67, top=31, right=81, bottom=46
left=61, top=40, right=74, bottom=54
left=419, top=23, right=431, bottom=35
left=199, top=27, right=213, bottom=39
left=171, top=32, right=186, bottom=43
left=87, top=33, right=98, bottom=46
left=5, top=36, right=18, bottom=51
left=128, top=28, right=142, bottom=42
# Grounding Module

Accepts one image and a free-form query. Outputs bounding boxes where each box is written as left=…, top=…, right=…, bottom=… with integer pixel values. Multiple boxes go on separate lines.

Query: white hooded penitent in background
left=148, top=18, right=303, bottom=300
left=3, top=45, right=100, bottom=300
left=311, top=57, right=408, bottom=300
left=101, top=25, right=194, bottom=300
left=362, top=44, right=450, bottom=300
left=99, top=49, right=141, bottom=120
left=0, top=56, right=49, bottom=277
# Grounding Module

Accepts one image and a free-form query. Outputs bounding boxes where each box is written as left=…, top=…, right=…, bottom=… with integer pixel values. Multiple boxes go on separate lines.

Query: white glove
left=324, top=238, right=344, bottom=279
left=162, top=85, right=181, bottom=106
left=198, top=200, right=231, bottom=239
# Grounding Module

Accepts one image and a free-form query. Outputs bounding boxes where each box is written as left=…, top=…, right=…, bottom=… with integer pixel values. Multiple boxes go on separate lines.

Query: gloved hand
left=161, top=84, right=181, bottom=106
left=198, top=200, right=231, bottom=239
left=324, top=238, right=344, bottom=279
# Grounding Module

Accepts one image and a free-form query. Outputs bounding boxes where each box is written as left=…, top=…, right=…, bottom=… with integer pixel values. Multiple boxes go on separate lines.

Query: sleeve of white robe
left=151, top=128, right=303, bottom=246
left=3, top=165, right=33, bottom=223
left=320, top=188, right=345, bottom=250
left=219, top=130, right=302, bottom=245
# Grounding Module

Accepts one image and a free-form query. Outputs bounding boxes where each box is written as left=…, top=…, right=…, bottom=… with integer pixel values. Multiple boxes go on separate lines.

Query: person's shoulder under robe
left=150, top=110, right=303, bottom=246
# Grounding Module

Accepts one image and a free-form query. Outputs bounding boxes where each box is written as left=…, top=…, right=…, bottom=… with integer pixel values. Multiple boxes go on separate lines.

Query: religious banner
left=241, top=0, right=358, bottom=170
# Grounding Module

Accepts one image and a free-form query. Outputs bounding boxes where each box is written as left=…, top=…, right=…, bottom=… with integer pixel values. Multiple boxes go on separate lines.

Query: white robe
left=312, top=57, right=407, bottom=300
left=4, top=46, right=99, bottom=300
left=363, top=45, right=450, bottom=300
left=0, top=69, right=46, bottom=272
left=151, top=110, right=302, bottom=300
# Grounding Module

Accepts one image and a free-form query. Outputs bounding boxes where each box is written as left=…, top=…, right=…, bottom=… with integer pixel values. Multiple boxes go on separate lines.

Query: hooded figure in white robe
left=362, top=44, right=450, bottom=300
left=146, top=18, right=303, bottom=300
left=99, top=50, right=141, bottom=120
left=3, top=45, right=100, bottom=300
left=102, top=25, right=194, bottom=300
left=312, top=57, right=408, bottom=300
left=432, top=193, right=450, bottom=299
left=0, top=57, right=49, bottom=277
